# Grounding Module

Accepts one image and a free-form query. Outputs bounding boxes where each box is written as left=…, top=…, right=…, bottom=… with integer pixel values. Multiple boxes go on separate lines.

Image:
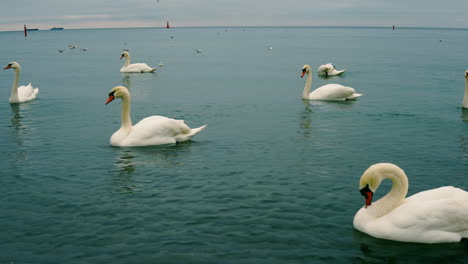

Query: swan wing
left=309, top=84, right=360, bottom=100
left=121, top=116, right=204, bottom=146
left=14, top=83, right=38, bottom=103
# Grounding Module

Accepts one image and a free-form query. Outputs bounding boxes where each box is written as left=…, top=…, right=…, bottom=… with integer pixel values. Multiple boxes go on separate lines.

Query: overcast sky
left=1, top=0, right=467, bottom=31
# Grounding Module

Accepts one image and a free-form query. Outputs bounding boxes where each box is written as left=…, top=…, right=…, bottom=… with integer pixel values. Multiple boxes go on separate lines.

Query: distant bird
left=81, top=48, right=87, bottom=51
left=317, top=63, right=345, bottom=76
left=58, top=49, right=64, bottom=53
left=301, top=64, right=361, bottom=100
left=266, top=46, right=273, bottom=50
left=3, top=62, right=39, bottom=103
left=120, top=51, right=156, bottom=73
left=105, top=86, right=206, bottom=146
left=196, top=49, right=203, bottom=53
left=158, top=62, right=164, bottom=67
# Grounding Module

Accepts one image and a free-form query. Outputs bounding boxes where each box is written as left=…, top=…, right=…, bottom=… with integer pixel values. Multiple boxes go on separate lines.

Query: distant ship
left=26, top=28, right=39, bottom=31
left=50, top=27, right=64, bottom=30
left=166, top=21, right=170, bottom=28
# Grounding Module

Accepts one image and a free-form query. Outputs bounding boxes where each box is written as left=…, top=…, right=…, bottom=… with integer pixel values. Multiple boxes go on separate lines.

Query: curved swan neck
left=368, top=167, right=409, bottom=217
left=124, top=55, right=131, bottom=67
left=303, top=70, right=312, bottom=99
left=463, top=76, right=468, bottom=108
left=10, top=66, right=20, bottom=100
left=120, top=93, right=132, bottom=129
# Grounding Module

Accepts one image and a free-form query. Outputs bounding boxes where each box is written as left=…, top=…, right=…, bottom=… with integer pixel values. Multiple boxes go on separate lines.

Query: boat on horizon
left=26, top=28, right=39, bottom=31
left=51, top=27, right=64, bottom=30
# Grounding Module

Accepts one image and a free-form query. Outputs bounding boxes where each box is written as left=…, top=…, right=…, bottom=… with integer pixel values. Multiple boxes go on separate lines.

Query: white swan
left=120, top=51, right=156, bottom=73
left=301, top=64, right=362, bottom=100
left=105, top=86, right=206, bottom=147
left=317, top=63, right=345, bottom=76
left=463, top=70, right=468, bottom=108
left=353, top=163, right=468, bottom=243
left=4, top=62, right=39, bottom=103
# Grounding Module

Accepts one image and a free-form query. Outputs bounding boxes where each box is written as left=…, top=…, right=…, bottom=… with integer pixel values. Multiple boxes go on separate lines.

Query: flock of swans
left=3, top=51, right=468, bottom=244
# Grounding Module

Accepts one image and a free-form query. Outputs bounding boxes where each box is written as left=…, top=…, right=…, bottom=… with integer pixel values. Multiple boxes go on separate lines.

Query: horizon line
left=2, top=25, right=468, bottom=33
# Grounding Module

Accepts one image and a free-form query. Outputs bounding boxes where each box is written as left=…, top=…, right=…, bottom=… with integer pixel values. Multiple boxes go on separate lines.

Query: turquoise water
left=0, top=27, right=467, bottom=263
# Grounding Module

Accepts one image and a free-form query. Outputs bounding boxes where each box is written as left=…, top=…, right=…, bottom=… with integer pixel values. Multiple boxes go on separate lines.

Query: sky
left=0, top=0, right=467, bottom=31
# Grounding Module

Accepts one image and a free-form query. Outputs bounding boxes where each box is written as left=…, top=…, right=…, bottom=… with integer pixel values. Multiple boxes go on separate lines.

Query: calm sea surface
left=0, top=27, right=467, bottom=263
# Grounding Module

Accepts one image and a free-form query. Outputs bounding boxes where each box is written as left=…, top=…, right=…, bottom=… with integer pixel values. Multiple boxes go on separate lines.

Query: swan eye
left=108, top=91, right=115, bottom=97
left=359, top=184, right=371, bottom=197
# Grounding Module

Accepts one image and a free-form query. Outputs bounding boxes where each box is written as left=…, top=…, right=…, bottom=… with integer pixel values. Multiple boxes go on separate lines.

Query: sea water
left=0, top=27, right=467, bottom=263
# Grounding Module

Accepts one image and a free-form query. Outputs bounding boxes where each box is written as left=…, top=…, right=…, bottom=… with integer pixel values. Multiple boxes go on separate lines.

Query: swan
left=300, top=64, right=362, bottom=100
left=463, top=70, right=468, bottom=108
left=317, top=63, right=345, bottom=76
left=3, top=62, right=39, bottom=103
left=120, top=51, right=156, bottom=73
left=353, top=163, right=468, bottom=243
left=105, top=86, right=206, bottom=147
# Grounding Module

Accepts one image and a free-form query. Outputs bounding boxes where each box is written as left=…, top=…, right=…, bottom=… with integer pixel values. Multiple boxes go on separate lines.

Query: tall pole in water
left=24, top=25, right=28, bottom=37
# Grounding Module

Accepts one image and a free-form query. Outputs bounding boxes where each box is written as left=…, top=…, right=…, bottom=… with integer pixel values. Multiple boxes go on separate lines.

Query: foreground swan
left=353, top=163, right=468, bottom=243
left=4, top=62, right=39, bottom=103
left=463, top=70, right=468, bottom=108
left=301, top=64, right=361, bottom=100
left=317, top=63, right=345, bottom=76
left=120, top=51, right=156, bottom=73
left=105, top=86, right=206, bottom=146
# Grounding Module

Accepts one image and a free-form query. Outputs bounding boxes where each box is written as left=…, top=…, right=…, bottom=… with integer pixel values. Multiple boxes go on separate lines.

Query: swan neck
left=302, top=71, right=312, bottom=99
left=369, top=169, right=408, bottom=217
left=124, top=55, right=131, bottom=67
left=10, top=67, right=20, bottom=100
left=120, top=94, right=132, bottom=129
left=463, top=77, right=468, bottom=108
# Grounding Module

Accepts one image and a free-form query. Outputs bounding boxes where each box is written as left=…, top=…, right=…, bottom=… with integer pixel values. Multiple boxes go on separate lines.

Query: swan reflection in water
left=9, top=103, right=36, bottom=164
left=461, top=108, right=468, bottom=122
left=353, top=230, right=467, bottom=263
left=111, top=142, right=198, bottom=194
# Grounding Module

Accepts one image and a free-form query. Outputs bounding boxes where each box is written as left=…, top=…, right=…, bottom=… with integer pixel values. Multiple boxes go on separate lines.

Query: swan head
left=120, top=51, right=129, bottom=60
left=105, top=86, right=129, bottom=105
left=4, top=62, right=20, bottom=70
left=301, top=64, right=311, bottom=78
left=465, top=70, right=468, bottom=80
left=358, top=163, right=404, bottom=208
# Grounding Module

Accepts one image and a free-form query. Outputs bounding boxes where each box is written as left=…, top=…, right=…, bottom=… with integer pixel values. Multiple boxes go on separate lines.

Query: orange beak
left=301, top=69, right=306, bottom=78
left=105, top=95, right=115, bottom=105
left=120, top=54, right=124, bottom=60
left=4, top=65, right=11, bottom=70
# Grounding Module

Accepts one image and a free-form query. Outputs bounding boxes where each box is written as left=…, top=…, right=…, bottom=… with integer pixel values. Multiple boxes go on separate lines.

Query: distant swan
left=463, top=70, right=468, bottom=108
left=354, top=163, right=468, bottom=243
left=4, top=62, right=39, bottom=103
left=105, top=86, right=206, bottom=147
left=120, top=51, right=156, bottom=73
left=300, top=64, right=361, bottom=100
left=317, top=63, right=345, bottom=76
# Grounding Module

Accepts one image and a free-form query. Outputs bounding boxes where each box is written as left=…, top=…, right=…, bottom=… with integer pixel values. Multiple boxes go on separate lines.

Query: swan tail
left=347, top=93, right=363, bottom=100
left=176, top=124, right=207, bottom=142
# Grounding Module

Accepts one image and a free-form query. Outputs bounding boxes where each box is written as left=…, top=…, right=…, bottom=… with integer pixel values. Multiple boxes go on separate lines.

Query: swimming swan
left=4, top=62, right=39, bottom=103
left=300, top=64, right=361, bottom=100
left=120, top=51, right=156, bottom=73
left=463, top=70, right=468, bottom=108
left=105, top=86, right=206, bottom=146
left=317, top=63, right=345, bottom=76
left=353, top=163, right=468, bottom=243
